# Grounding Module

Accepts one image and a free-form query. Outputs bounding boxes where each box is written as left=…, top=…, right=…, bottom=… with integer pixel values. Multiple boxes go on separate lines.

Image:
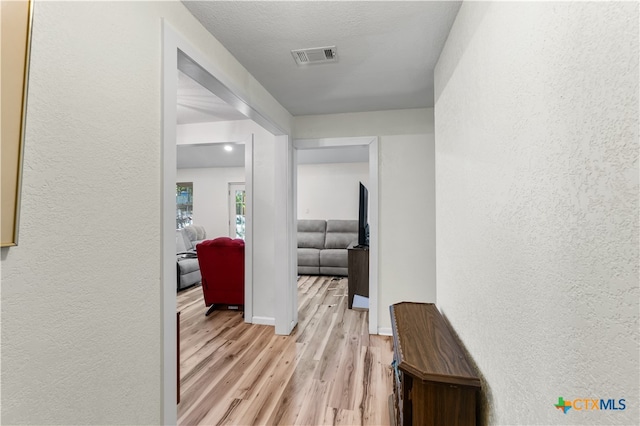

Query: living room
left=174, top=104, right=436, bottom=333
left=174, top=105, right=435, bottom=317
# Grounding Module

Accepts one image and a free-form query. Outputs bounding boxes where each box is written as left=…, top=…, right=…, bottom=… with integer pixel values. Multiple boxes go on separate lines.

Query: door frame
left=292, top=137, right=379, bottom=335
left=162, top=21, right=290, bottom=424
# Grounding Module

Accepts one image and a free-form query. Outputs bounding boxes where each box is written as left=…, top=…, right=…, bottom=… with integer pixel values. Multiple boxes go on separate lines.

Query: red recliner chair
left=196, top=237, right=244, bottom=316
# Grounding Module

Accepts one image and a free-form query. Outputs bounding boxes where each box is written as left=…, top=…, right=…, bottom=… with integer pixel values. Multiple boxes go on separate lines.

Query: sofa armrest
left=177, top=250, right=197, bottom=258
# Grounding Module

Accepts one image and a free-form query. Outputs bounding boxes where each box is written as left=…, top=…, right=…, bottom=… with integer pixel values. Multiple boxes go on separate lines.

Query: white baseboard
left=252, top=316, right=275, bottom=326
left=377, top=327, right=393, bottom=336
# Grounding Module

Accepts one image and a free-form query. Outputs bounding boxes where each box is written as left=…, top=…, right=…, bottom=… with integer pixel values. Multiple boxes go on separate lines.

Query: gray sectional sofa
left=176, top=225, right=207, bottom=291
left=297, top=219, right=358, bottom=276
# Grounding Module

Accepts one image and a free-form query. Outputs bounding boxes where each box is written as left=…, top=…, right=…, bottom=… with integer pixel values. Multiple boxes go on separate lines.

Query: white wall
left=177, top=167, right=244, bottom=238
left=297, top=162, right=368, bottom=220
left=0, top=1, right=291, bottom=424
left=435, top=2, right=638, bottom=424
left=295, top=108, right=432, bottom=139
left=379, top=134, right=435, bottom=312
left=294, top=108, right=436, bottom=332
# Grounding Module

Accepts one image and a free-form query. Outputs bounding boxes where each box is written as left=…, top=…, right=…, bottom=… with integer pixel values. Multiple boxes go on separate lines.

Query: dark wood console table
left=390, top=302, right=481, bottom=426
left=347, top=246, right=369, bottom=309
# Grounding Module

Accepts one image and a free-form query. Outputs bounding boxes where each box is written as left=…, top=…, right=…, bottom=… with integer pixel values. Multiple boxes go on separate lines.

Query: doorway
left=162, top=22, right=294, bottom=424
left=293, top=137, right=379, bottom=335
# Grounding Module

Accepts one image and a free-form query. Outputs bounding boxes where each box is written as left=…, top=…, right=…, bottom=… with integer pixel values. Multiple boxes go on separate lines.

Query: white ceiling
left=176, top=1, right=461, bottom=168
left=176, top=63, right=370, bottom=168
left=181, top=1, right=462, bottom=116
left=177, top=143, right=245, bottom=168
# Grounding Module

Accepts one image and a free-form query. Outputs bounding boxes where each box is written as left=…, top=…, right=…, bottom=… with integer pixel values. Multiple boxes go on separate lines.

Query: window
left=176, top=182, right=193, bottom=229
left=229, top=183, right=245, bottom=239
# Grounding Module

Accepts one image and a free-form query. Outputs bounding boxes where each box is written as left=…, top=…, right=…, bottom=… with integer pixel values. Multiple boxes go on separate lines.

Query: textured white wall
left=177, top=167, right=245, bottom=238
left=379, top=134, right=435, bottom=330
left=297, top=162, right=369, bottom=220
left=0, top=1, right=290, bottom=423
left=435, top=2, right=638, bottom=425
left=293, top=109, right=436, bottom=332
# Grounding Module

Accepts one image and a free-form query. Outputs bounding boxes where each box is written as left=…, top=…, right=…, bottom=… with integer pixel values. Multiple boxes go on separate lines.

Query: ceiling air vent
left=291, top=46, right=338, bottom=66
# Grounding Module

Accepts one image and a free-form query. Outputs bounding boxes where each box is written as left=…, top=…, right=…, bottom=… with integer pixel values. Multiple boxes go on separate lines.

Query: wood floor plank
left=295, top=303, right=327, bottom=344
left=177, top=276, right=393, bottom=425
left=294, top=378, right=330, bottom=426
left=237, top=340, right=303, bottom=426
left=266, top=343, right=318, bottom=425
left=179, top=323, right=273, bottom=423
left=210, top=338, right=297, bottom=426
left=180, top=316, right=239, bottom=369
left=327, top=331, right=361, bottom=411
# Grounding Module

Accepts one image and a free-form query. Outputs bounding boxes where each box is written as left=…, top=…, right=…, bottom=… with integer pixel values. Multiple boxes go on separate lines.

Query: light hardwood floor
left=177, top=275, right=394, bottom=426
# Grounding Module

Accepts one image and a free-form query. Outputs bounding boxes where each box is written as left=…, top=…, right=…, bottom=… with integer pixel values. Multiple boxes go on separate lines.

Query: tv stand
left=347, top=246, right=369, bottom=309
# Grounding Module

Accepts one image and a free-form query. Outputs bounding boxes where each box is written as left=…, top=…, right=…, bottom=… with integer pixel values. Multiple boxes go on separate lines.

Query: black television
left=357, top=182, right=369, bottom=247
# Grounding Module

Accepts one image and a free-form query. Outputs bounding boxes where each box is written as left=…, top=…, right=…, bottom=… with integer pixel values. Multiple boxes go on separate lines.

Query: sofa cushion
left=297, top=220, right=326, bottom=249
left=177, top=257, right=201, bottom=290
left=184, top=225, right=206, bottom=243
left=320, top=266, right=348, bottom=276
left=194, top=225, right=207, bottom=240
left=298, top=248, right=320, bottom=267
left=177, top=257, right=200, bottom=274
left=178, top=269, right=201, bottom=290
left=176, top=229, right=193, bottom=252
left=320, top=249, right=348, bottom=268
left=299, top=266, right=320, bottom=275
left=324, top=220, right=358, bottom=249
left=183, top=225, right=196, bottom=242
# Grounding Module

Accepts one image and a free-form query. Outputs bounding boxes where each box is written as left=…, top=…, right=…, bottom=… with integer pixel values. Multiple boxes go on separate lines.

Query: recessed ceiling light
left=224, top=145, right=233, bottom=152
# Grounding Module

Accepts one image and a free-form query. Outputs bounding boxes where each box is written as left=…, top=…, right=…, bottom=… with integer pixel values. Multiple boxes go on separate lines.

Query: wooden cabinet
left=347, top=247, right=369, bottom=309
left=390, top=302, right=481, bottom=426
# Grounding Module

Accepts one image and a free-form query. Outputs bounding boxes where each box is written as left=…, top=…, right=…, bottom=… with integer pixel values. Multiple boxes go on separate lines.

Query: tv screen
left=358, top=182, right=369, bottom=247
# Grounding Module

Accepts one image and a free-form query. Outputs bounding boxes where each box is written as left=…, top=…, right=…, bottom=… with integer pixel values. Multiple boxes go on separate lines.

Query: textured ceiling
left=182, top=1, right=462, bottom=116
left=177, top=1, right=459, bottom=167
left=177, top=143, right=245, bottom=168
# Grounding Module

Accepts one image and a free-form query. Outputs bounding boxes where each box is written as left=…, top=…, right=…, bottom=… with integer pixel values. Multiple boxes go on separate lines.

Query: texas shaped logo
left=555, top=397, right=572, bottom=414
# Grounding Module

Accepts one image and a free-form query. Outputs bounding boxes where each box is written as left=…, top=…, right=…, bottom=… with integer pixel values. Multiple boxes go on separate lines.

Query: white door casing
left=274, top=134, right=296, bottom=335
left=162, top=21, right=292, bottom=424
left=293, top=137, right=379, bottom=335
